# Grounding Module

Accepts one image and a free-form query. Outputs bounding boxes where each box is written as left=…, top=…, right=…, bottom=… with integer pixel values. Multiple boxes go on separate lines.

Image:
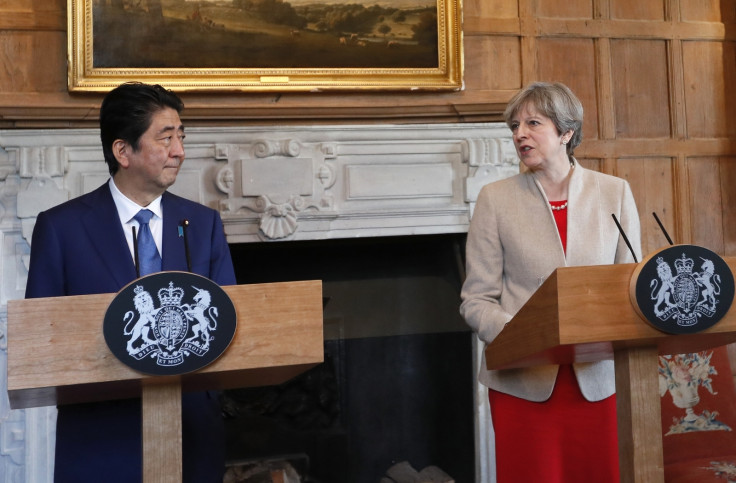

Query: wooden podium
left=484, top=260, right=736, bottom=483
left=7, top=280, right=324, bottom=482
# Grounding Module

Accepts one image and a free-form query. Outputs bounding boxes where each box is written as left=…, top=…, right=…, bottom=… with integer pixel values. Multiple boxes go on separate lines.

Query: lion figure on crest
left=123, top=287, right=158, bottom=354
left=651, top=257, right=677, bottom=316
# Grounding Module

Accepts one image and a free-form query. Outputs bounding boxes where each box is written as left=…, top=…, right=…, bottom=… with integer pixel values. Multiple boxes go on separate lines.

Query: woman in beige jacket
left=460, top=82, right=641, bottom=482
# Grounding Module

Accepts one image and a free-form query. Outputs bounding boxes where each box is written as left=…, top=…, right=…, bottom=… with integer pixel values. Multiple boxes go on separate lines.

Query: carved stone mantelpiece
left=0, top=123, right=516, bottom=482
left=210, top=124, right=518, bottom=242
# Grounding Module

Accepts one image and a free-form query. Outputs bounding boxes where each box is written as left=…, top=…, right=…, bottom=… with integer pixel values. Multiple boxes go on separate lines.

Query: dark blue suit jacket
left=25, top=182, right=236, bottom=483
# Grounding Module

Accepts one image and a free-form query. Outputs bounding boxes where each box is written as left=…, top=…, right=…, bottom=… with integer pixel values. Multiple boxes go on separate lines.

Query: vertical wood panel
left=610, top=39, right=671, bottom=139
left=680, top=0, right=729, bottom=22
left=665, top=0, right=678, bottom=22
left=464, top=36, right=521, bottom=90
left=464, top=0, right=518, bottom=17
left=687, top=157, right=725, bottom=253
left=576, top=157, right=602, bottom=172
left=0, top=0, right=65, bottom=17
left=683, top=41, right=736, bottom=138
left=667, top=40, right=687, bottom=139
left=611, top=1, right=665, bottom=21
left=519, top=0, right=538, bottom=86
left=720, top=156, right=736, bottom=256
left=673, top=154, right=692, bottom=245
left=536, top=38, right=599, bottom=141
left=0, top=31, right=66, bottom=91
left=535, top=0, right=593, bottom=19
left=617, top=158, right=675, bottom=255
left=594, top=38, right=616, bottom=140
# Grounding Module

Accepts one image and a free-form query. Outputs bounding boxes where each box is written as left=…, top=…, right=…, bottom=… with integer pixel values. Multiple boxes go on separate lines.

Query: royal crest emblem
left=104, top=272, right=237, bottom=375
left=651, top=254, right=718, bottom=326
left=633, top=245, right=735, bottom=335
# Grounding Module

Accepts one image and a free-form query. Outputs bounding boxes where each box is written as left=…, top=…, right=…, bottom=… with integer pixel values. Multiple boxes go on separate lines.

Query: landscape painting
left=68, top=0, right=463, bottom=92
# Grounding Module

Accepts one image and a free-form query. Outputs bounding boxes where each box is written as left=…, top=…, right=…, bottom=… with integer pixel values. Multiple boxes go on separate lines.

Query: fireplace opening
left=223, top=234, right=475, bottom=482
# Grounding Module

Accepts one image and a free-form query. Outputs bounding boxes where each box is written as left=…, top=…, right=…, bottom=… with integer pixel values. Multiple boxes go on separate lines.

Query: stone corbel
left=18, top=146, right=65, bottom=179
left=13, top=147, right=70, bottom=247
left=16, top=147, right=69, bottom=215
left=316, top=143, right=336, bottom=197
left=464, top=137, right=519, bottom=203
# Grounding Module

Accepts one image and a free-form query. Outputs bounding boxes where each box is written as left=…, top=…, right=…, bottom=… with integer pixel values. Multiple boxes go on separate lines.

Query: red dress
left=488, top=200, right=620, bottom=483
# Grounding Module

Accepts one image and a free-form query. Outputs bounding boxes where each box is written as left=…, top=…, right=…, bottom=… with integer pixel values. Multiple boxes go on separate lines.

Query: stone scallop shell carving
left=259, top=203, right=298, bottom=239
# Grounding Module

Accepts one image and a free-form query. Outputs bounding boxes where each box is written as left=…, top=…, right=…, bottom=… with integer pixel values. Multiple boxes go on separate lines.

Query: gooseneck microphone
left=652, top=212, right=674, bottom=245
left=611, top=213, right=639, bottom=263
left=179, top=219, right=192, bottom=272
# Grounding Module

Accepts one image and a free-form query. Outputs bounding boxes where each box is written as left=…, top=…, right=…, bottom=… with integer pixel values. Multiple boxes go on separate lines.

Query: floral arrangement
left=658, top=351, right=732, bottom=434
left=659, top=352, right=717, bottom=398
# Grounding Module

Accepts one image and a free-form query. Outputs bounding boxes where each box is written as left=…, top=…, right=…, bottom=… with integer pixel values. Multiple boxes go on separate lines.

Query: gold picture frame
left=68, top=0, right=463, bottom=93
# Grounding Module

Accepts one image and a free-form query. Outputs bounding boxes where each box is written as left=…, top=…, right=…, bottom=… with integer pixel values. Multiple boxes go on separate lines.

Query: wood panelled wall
left=1, top=0, right=735, bottom=258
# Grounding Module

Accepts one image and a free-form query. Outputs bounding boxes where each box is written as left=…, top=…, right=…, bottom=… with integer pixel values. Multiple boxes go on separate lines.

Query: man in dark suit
left=25, top=82, right=236, bottom=482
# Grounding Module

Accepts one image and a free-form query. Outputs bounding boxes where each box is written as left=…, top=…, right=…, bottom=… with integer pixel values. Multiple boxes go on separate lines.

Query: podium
left=485, top=260, right=736, bottom=482
left=6, top=280, right=324, bottom=482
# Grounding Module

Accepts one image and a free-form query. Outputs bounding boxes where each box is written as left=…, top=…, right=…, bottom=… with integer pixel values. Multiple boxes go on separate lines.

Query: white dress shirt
left=108, top=178, right=163, bottom=263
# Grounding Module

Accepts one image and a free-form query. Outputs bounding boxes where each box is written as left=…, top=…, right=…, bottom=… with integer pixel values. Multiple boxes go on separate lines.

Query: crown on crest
left=158, top=282, right=184, bottom=306
left=674, top=254, right=694, bottom=274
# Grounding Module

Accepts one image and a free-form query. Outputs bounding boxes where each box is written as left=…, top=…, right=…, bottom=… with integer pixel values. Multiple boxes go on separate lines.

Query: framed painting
left=68, top=0, right=463, bottom=92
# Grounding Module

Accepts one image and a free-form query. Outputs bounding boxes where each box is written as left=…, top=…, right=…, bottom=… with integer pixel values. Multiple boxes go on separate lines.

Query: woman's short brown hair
left=503, top=82, right=583, bottom=155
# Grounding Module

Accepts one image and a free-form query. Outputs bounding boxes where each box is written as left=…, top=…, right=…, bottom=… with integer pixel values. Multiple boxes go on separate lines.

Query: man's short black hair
left=99, top=82, right=184, bottom=175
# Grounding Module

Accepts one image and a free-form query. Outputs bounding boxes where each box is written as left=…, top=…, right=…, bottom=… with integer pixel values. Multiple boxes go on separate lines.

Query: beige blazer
left=460, top=160, right=641, bottom=402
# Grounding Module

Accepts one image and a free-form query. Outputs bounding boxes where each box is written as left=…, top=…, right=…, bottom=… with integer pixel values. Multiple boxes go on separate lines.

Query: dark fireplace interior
left=223, top=234, right=475, bottom=482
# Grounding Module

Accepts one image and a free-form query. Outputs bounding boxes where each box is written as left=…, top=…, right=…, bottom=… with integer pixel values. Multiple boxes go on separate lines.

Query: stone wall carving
left=211, top=125, right=517, bottom=243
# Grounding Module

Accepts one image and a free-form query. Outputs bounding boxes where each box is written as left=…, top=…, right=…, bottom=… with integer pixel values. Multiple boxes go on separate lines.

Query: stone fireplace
left=0, top=123, right=517, bottom=481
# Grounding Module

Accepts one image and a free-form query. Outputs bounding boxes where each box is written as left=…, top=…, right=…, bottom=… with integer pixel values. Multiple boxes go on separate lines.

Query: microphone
left=132, top=225, right=140, bottom=278
left=611, top=213, right=639, bottom=263
left=652, top=212, right=674, bottom=245
left=178, top=219, right=192, bottom=272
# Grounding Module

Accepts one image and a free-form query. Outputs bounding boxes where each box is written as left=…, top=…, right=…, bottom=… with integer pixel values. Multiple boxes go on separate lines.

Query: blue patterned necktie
left=134, top=209, right=162, bottom=276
